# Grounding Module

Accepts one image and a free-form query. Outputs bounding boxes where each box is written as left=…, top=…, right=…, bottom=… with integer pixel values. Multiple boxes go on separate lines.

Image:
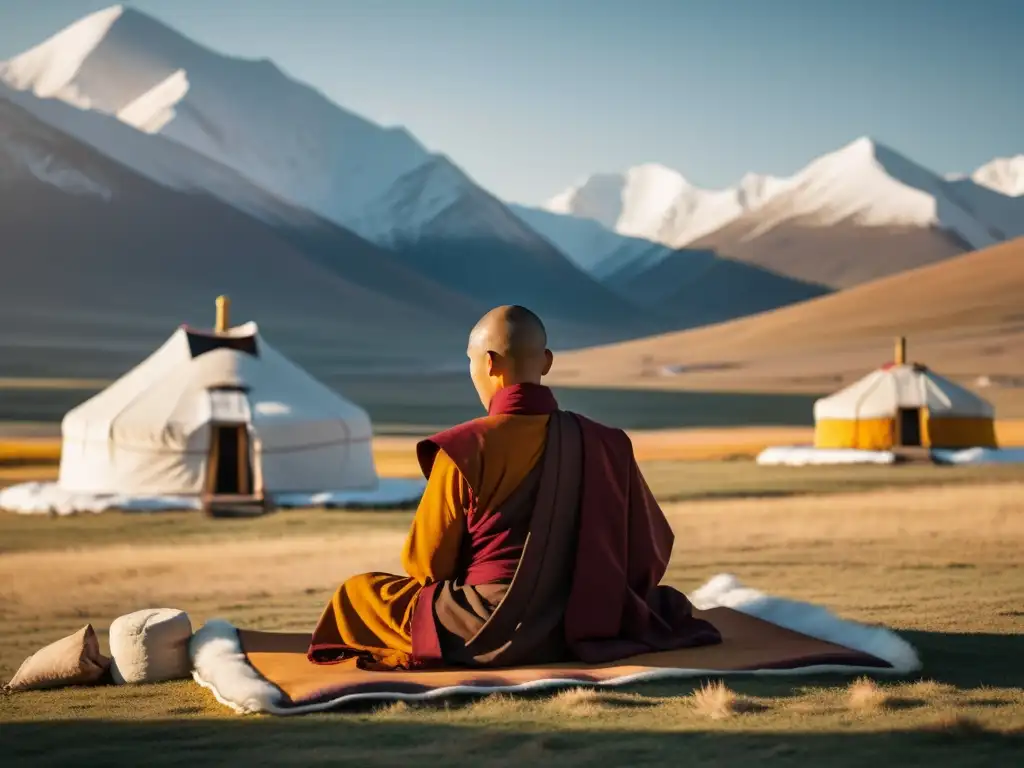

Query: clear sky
left=1, top=0, right=1021, bottom=204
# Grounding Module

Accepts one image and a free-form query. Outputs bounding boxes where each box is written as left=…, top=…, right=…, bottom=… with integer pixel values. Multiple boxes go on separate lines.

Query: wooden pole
left=215, top=295, right=230, bottom=332
left=894, top=336, right=906, bottom=365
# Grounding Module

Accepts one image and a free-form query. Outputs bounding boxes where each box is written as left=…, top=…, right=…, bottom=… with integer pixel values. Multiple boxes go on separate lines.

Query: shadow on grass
left=902, top=630, right=1024, bottom=689
left=5, top=631, right=1023, bottom=766
left=5, top=716, right=1022, bottom=768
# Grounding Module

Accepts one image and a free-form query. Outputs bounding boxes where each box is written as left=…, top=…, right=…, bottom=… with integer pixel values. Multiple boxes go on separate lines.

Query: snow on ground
left=756, top=445, right=1024, bottom=467
left=0, top=478, right=426, bottom=516
left=756, top=446, right=897, bottom=466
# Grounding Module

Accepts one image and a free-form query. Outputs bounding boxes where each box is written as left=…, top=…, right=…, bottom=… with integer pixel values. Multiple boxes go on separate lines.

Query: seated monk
left=308, top=305, right=721, bottom=670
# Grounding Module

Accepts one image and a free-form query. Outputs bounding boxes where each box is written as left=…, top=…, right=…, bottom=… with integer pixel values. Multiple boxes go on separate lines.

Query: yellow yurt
left=813, top=338, right=997, bottom=451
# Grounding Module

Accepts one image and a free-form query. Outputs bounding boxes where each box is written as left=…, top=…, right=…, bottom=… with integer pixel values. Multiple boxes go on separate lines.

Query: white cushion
left=109, top=608, right=193, bottom=684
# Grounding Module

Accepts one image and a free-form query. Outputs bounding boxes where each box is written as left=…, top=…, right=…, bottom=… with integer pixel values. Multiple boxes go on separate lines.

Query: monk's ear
left=541, top=349, right=554, bottom=376
left=485, top=350, right=499, bottom=376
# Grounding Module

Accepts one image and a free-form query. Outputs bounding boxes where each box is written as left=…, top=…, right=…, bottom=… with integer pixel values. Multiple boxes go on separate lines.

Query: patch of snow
left=756, top=446, right=897, bottom=466
left=0, top=478, right=426, bottom=515
left=0, top=482, right=198, bottom=515
left=116, top=68, right=189, bottom=134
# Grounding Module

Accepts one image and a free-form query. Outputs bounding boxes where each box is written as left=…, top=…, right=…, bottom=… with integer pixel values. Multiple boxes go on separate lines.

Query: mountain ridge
left=528, top=136, right=1024, bottom=290
left=1, top=4, right=650, bottom=339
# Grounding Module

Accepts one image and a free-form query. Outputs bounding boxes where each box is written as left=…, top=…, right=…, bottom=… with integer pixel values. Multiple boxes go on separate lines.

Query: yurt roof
left=61, top=320, right=371, bottom=447
left=813, top=363, right=993, bottom=421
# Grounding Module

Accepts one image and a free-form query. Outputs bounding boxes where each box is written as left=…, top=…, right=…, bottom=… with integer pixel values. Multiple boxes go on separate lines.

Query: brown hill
left=689, top=216, right=967, bottom=289
left=553, top=237, right=1024, bottom=399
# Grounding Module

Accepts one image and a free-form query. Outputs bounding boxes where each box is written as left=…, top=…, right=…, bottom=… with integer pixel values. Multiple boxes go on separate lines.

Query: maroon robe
left=410, top=383, right=720, bottom=666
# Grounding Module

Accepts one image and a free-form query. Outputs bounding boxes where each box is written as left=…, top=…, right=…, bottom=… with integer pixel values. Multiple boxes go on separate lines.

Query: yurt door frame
left=203, top=387, right=263, bottom=502
left=896, top=407, right=923, bottom=447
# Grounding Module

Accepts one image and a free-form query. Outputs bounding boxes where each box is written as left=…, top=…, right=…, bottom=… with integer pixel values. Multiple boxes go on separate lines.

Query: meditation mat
left=190, top=574, right=921, bottom=715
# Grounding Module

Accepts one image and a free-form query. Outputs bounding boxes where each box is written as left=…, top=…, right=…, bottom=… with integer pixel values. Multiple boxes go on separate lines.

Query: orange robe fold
left=308, top=414, right=548, bottom=668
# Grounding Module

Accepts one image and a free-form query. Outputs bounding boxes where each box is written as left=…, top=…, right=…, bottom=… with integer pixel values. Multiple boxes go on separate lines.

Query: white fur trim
left=189, top=619, right=286, bottom=714
left=190, top=574, right=922, bottom=715
left=690, top=574, right=921, bottom=672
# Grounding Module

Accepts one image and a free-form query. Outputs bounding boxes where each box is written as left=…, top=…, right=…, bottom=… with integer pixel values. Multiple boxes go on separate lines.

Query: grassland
left=2, top=462, right=1023, bottom=767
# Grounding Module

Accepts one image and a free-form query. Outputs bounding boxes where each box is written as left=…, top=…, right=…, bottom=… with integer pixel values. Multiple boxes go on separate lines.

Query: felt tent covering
left=813, top=363, right=996, bottom=451
left=58, top=321, right=378, bottom=496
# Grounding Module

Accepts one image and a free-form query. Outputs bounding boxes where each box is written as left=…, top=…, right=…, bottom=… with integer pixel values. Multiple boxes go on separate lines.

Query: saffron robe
left=307, top=386, right=551, bottom=669
left=308, top=383, right=721, bottom=669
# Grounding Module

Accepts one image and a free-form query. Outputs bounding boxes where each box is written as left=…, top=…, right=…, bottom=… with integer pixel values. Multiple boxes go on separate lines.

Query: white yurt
left=58, top=298, right=377, bottom=502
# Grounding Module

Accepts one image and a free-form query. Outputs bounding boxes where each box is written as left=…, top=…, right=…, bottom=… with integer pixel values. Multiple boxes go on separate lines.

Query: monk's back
left=420, top=412, right=550, bottom=586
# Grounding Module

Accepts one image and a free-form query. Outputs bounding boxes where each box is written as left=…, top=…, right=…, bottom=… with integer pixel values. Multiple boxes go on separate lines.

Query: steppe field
left=3, top=416, right=1023, bottom=767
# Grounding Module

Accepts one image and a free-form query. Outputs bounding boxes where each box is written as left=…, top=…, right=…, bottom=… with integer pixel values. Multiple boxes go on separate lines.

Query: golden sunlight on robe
left=308, top=414, right=549, bottom=666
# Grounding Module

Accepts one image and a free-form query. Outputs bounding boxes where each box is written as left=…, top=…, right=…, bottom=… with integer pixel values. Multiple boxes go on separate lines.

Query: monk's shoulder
left=416, top=415, right=501, bottom=487
left=569, top=412, right=633, bottom=454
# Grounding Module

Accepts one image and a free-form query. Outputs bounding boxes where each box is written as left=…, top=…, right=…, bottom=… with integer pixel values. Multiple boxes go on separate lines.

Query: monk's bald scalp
left=469, top=305, right=550, bottom=380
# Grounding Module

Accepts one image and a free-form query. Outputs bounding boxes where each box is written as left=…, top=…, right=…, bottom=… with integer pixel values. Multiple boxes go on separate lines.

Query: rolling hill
left=553, top=237, right=1024, bottom=394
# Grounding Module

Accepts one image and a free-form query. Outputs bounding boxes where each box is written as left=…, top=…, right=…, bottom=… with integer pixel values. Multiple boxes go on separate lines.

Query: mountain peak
left=972, top=155, right=1024, bottom=197
left=830, top=136, right=899, bottom=162
left=626, top=162, right=691, bottom=187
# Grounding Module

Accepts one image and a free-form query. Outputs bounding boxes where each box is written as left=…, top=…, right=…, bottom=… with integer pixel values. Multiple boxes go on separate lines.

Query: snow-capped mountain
left=1, top=5, right=647, bottom=337
left=530, top=138, right=1024, bottom=289
left=544, top=163, right=788, bottom=250
left=0, top=4, right=447, bottom=244
left=0, top=94, right=474, bottom=382
left=970, top=155, right=1024, bottom=197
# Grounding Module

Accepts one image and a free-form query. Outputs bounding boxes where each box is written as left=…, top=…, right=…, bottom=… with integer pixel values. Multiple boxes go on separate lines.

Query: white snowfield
left=534, top=139, right=1024, bottom=276
left=0, top=4, right=545, bottom=251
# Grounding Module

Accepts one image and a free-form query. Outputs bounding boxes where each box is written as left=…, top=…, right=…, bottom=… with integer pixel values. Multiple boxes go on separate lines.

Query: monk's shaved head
left=467, top=305, right=554, bottom=407
left=469, top=305, right=547, bottom=360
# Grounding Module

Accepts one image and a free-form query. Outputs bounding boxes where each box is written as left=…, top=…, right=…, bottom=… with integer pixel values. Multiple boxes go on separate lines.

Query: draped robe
left=308, top=383, right=721, bottom=670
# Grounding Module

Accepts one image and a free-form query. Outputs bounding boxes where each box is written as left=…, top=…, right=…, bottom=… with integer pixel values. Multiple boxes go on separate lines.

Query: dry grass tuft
left=691, top=680, right=759, bottom=720
left=466, top=692, right=525, bottom=718
left=546, top=687, right=604, bottom=716
left=847, top=677, right=891, bottom=712
left=905, top=680, right=958, bottom=699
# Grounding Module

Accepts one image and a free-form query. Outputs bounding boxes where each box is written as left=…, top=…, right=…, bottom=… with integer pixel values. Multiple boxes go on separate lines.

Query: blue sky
left=2, top=0, right=1021, bottom=204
